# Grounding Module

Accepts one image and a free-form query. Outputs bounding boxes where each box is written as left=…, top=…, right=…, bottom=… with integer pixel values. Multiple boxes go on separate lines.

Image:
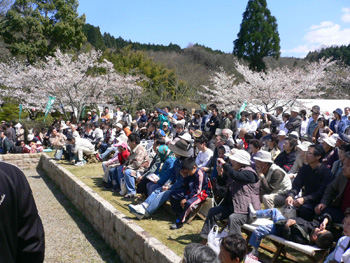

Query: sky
left=77, top=0, right=350, bottom=58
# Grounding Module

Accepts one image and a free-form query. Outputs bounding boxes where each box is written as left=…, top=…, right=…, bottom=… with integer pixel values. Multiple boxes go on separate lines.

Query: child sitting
left=324, top=208, right=350, bottom=263
left=169, top=157, right=209, bottom=230
left=247, top=206, right=334, bottom=259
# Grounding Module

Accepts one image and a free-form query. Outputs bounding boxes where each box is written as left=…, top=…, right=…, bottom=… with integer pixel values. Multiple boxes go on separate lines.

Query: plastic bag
left=207, top=225, right=229, bottom=255
left=119, top=178, right=127, bottom=196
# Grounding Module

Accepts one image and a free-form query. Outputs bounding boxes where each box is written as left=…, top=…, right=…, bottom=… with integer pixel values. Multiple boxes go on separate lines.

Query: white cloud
left=283, top=9, right=350, bottom=57
left=342, top=7, right=350, bottom=23
left=310, top=21, right=334, bottom=30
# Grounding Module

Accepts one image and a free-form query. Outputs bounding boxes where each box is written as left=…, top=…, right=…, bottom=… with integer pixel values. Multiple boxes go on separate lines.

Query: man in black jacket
left=0, top=162, right=45, bottom=262
left=247, top=207, right=333, bottom=259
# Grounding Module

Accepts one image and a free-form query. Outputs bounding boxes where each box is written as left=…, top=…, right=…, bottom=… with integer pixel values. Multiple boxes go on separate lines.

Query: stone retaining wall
left=0, top=153, right=42, bottom=170
left=39, top=154, right=181, bottom=263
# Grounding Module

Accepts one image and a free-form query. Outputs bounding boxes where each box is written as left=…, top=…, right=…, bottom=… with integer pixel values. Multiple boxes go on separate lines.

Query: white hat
left=229, top=150, right=251, bottom=166
left=253, top=150, right=273, bottom=163
left=179, top=133, right=192, bottom=143
left=318, top=133, right=328, bottom=143
left=278, top=130, right=286, bottom=136
left=115, top=123, right=123, bottom=129
left=61, top=124, right=69, bottom=130
left=290, top=131, right=299, bottom=138
left=262, top=128, right=270, bottom=134
left=331, top=133, right=340, bottom=141
left=87, top=111, right=91, bottom=115
left=291, top=107, right=299, bottom=113
left=36, top=141, right=42, bottom=145
left=297, top=141, right=312, bottom=152
left=322, top=136, right=336, bottom=148
left=27, top=134, right=34, bottom=141
left=15, top=123, right=22, bottom=128
left=224, top=148, right=238, bottom=158
left=163, top=122, right=169, bottom=126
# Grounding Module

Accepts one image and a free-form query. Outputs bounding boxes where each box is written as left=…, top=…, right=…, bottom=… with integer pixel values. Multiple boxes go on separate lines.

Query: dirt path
left=24, top=169, right=121, bottom=263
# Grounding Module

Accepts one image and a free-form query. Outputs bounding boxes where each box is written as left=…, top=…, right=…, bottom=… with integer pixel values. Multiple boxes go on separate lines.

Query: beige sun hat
left=229, top=149, right=251, bottom=166
left=253, top=150, right=273, bottom=163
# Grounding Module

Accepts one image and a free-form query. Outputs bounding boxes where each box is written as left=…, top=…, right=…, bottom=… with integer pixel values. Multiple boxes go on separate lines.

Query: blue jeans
left=144, top=188, right=177, bottom=216
left=117, top=166, right=136, bottom=195
left=146, top=182, right=162, bottom=196
left=55, top=148, right=64, bottom=160
left=249, top=208, right=285, bottom=248
left=100, top=146, right=118, bottom=160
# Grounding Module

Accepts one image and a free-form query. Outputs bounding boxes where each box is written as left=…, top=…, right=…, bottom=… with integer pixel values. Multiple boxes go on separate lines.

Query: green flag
left=19, top=104, right=23, bottom=122
left=236, top=100, right=247, bottom=120
left=44, top=96, right=56, bottom=123
left=200, top=104, right=206, bottom=111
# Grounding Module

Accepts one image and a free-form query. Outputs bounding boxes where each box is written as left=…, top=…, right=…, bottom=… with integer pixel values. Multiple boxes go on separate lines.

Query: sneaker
left=170, top=222, right=183, bottom=230
left=124, top=193, right=136, bottom=198
left=129, top=204, right=146, bottom=220
left=248, top=203, right=257, bottom=223
left=95, top=153, right=102, bottom=162
left=75, top=161, right=85, bottom=166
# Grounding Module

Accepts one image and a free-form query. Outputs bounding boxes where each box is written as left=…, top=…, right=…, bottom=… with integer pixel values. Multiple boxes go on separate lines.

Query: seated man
left=253, top=150, right=291, bottom=208
left=116, top=133, right=150, bottom=197
left=128, top=139, right=189, bottom=219
left=324, top=208, right=350, bottom=263
left=285, top=144, right=333, bottom=221
left=200, top=150, right=261, bottom=241
left=247, top=207, right=334, bottom=259
left=195, top=136, right=213, bottom=169
left=315, top=150, right=350, bottom=223
left=169, top=157, right=209, bottom=229
left=67, top=136, right=95, bottom=166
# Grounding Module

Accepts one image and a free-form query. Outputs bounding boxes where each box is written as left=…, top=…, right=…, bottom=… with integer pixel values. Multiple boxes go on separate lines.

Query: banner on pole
left=19, top=104, right=22, bottom=123
left=44, top=96, right=56, bottom=123
left=236, top=100, right=247, bottom=121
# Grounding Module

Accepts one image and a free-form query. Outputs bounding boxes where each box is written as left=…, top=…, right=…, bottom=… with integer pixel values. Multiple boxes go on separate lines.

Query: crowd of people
left=1, top=103, right=350, bottom=263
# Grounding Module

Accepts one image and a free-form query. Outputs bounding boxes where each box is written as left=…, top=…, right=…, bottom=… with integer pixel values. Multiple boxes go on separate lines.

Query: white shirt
left=195, top=148, right=213, bottom=168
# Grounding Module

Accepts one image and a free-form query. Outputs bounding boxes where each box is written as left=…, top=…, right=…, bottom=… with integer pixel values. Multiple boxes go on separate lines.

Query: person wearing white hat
left=285, top=107, right=302, bottom=135
left=321, top=136, right=338, bottom=169
left=199, top=149, right=261, bottom=241
left=254, top=150, right=292, bottom=208
left=288, top=141, right=312, bottom=180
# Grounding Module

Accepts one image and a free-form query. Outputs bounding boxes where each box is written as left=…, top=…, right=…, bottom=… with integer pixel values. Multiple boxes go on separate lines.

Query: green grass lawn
left=48, top=153, right=313, bottom=262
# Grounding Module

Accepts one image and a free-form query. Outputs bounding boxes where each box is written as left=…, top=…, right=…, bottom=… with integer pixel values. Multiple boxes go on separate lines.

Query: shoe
left=75, top=161, right=85, bottom=166
left=95, top=153, right=102, bottom=162
left=124, top=193, right=136, bottom=198
left=170, top=222, right=183, bottom=230
left=129, top=204, right=146, bottom=220
left=248, top=203, right=257, bottom=223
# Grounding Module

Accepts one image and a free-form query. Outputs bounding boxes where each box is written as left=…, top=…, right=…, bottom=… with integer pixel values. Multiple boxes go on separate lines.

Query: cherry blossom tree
left=200, top=58, right=335, bottom=112
left=0, top=50, right=143, bottom=121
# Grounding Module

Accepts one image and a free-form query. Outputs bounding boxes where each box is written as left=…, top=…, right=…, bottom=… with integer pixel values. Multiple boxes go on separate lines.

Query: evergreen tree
left=82, top=23, right=104, bottom=49
left=233, top=0, right=280, bottom=71
left=1, top=0, right=86, bottom=63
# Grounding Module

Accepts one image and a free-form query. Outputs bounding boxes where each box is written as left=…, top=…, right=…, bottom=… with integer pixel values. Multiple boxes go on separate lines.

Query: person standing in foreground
left=0, top=161, right=45, bottom=263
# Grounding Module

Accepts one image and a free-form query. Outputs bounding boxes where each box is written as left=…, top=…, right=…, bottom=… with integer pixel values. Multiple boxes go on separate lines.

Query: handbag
left=279, top=205, right=297, bottom=219
left=207, top=225, right=229, bottom=255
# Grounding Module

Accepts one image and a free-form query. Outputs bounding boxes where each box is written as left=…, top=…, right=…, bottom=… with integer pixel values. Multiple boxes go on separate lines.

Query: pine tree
left=1, top=0, right=86, bottom=63
left=233, top=0, right=280, bottom=71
